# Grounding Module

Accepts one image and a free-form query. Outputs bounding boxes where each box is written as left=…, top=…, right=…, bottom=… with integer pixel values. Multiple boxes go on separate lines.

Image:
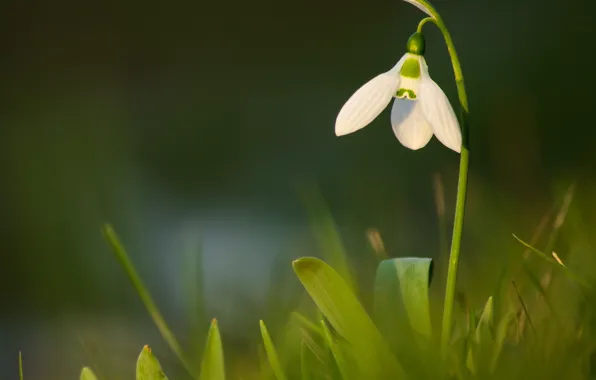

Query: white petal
left=335, top=56, right=407, bottom=136
left=402, top=0, right=434, bottom=17
left=419, top=74, right=462, bottom=153
left=391, top=98, right=433, bottom=150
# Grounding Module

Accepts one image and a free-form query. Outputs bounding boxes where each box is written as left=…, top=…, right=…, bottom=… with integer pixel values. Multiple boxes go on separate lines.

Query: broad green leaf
left=299, top=185, right=355, bottom=291
left=200, top=319, right=225, bottom=380
left=260, top=320, right=287, bottom=380
left=80, top=367, right=98, bottom=380
left=136, top=345, right=169, bottom=380
left=293, top=257, right=406, bottom=379
left=374, top=258, right=433, bottom=344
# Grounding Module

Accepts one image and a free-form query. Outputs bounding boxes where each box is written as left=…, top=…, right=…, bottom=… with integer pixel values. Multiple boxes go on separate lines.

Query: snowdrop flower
left=335, top=32, right=462, bottom=153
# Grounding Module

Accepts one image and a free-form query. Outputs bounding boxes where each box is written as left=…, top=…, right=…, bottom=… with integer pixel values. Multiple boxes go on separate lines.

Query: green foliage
left=200, top=319, right=225, bottom=380
left=18, top=352, right=23, bottom=380
left=136, top=346, right=169, bottom=380
left=58, top=185, right=596, bottom=380
left=259, top=320, right=287, bottom=380
left=292, top=257, right=406, bottom=379
left=80, top=367, right=98, bottom=380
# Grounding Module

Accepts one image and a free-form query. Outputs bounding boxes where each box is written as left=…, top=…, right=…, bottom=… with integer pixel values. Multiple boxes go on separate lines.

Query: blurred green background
left=1, top=0, right=596, bottom=378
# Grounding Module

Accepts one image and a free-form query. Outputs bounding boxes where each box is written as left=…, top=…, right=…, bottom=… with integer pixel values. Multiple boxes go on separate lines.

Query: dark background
left=1, top=0, right=596, bottom=378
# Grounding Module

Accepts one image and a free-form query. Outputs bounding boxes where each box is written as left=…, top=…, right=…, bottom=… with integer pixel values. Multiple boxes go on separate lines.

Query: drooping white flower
left=335, top=32, right=462, bottom=153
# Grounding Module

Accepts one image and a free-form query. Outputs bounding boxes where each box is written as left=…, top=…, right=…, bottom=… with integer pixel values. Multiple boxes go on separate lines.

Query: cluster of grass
left=14, top=182, right=594, bottom=380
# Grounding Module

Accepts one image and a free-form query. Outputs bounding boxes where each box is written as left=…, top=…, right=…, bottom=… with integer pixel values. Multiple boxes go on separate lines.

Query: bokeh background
left=1, top=0, right=596, bottom=378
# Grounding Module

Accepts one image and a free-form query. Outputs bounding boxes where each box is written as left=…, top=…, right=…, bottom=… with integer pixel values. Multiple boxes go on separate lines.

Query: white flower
left=335, top=34, right=462, bottom=153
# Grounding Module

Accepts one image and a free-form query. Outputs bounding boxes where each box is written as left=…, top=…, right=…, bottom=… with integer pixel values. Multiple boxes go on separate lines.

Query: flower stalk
left=415, top=7, right=470, bottom=359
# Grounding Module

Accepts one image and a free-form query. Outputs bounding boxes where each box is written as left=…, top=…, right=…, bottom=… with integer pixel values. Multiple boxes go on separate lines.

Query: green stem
left=416, top=5, right=470, bottom=360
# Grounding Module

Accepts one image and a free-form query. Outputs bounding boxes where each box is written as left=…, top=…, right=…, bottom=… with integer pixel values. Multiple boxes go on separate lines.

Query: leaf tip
left=292, top=257, right=322, bottom=273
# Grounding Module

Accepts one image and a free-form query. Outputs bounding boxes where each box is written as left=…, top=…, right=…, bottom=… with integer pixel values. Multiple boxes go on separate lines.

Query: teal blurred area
left=1, top=0, right=596, bottom=377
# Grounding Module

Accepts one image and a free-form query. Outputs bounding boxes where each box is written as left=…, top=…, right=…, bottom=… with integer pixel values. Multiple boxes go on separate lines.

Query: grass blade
left=102, top=224, right=192, bottom=377
left=200, top=319, right=225, bottom=380
left=182, top=231, right=206, bottom=370
left=80, top=367, right=98, bottom=380
left=513, top=234, right=593, bottom=290
left=260, top=320, right=288, bottom=380
left=320, top=319, right=357, bottom=380
left=18, top=351, right=23, bottom=380
left=293, top=257, right=406, bottom=379
left=136, top=345, right=169, bottom=380
left=466, top=296, right=493, bottom=374
left=490, top=310, right=516, bottom=373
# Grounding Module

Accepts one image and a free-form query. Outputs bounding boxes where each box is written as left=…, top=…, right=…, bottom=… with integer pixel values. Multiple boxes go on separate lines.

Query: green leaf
left=80, top=367, right=98, bottom=380
left=374, top=258, right=433, bottom=345
left=293, top=257, right=406, bottom=379
left=200, top=319, right=225, bottom=380
left=260, top=320, right=287, bottom=380
left=136, top=345, right=169, bottom=380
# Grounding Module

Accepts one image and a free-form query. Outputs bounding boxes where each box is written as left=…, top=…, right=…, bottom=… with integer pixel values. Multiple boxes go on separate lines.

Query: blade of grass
left=291, top=312, right=325, bottom=340
left=18, top=351, right=23, bottom=380
left=260, top=320, right=288, bottom=380
left=320, top=319, right=357, bottom=380
left=199, top=319, right=225, bottom=380
left=80, top=367, right=98, bottom=380
left=293, top=257, right=406, bottom=379
left=182, top=231, right=206, bottom=366
left=512, top=281, right=536, bottom=337
left=513, top=234, right=593, bottom=290
left=521, top=263, right=563, bottom=328
left=490, top=310, right=516, bottom=373
left=102, top=224, right=193, bottom=377
left=136, top=345, right=169, bottom=380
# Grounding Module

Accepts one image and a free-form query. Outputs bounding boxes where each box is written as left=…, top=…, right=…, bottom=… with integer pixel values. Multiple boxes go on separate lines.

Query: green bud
left=406, top=32, right=426, bottom=55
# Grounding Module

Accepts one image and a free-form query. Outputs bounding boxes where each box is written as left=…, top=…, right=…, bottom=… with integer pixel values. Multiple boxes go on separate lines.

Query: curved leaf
left=293, top=257, right=406, bottom=379
left=374, top=258, right=434, bottom=345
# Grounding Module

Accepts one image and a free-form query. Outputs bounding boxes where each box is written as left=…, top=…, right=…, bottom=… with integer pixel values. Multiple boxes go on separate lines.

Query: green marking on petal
left=396, top=88, right=417, bottom=100
left=399, top=57, right=421, bottom=79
